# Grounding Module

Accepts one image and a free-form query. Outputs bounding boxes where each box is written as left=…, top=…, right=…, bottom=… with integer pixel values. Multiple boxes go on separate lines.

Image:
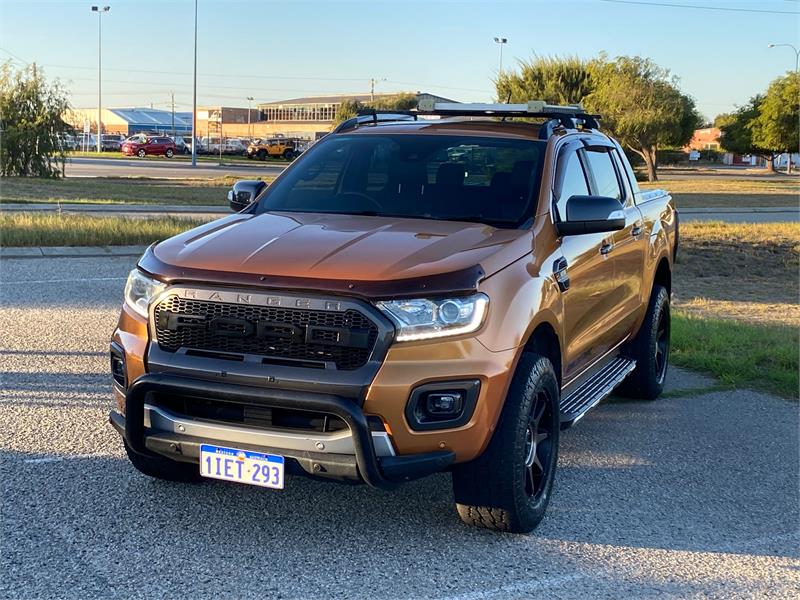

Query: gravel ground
left=1, top=256, right=798, bottom=599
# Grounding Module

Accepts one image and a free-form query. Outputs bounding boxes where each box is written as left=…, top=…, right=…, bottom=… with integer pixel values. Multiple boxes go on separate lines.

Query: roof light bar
left=415, top=99, right=600, bottom=130
left=417, top=99, right=586, bottom=114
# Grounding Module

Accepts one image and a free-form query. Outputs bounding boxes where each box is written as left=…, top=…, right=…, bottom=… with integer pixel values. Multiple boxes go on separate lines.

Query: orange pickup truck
left=110, top=101, right=677, bottom=532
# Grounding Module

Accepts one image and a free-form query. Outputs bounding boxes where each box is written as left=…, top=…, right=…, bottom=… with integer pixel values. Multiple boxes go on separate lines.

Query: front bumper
left=111, top=373, right=455, bottom=489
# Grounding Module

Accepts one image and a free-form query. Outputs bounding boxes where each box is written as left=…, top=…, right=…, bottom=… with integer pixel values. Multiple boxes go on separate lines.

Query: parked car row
left=60, top=132, right=310, bottom=159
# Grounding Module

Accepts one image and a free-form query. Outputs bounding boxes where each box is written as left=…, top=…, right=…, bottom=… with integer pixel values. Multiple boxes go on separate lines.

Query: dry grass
left=641, top=177, right=799, bottom=208
left=0, top=213, right=208, bottom=247
left=0, top=176, right=270, bottom=205
left=674, top=221, right=799, bottom=307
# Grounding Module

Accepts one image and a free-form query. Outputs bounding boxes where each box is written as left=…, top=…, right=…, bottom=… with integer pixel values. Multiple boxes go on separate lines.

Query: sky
left=1, top=0, right=798, bottom=121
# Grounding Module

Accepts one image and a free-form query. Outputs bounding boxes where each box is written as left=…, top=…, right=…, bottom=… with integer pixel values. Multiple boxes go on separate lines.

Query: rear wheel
left=137, top=149, right=146, bottom=158
left=617, top=284, right=670, bottom=400
left=165, top=148, right=174, bottom=158
left=124, top=441, right=202, bottom=483
left=452, top=353, right=560, bottom=533
left=283, top=149, right=295, bottom=160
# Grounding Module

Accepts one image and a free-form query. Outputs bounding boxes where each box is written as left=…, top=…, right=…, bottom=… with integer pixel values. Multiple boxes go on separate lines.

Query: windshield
left=254, top=133, right=546, bottom=228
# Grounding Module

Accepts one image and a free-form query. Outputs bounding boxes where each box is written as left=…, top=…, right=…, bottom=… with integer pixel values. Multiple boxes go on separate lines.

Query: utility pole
left=768, top=43, right=800, bottom=174
left=191, top=0, right=198, bottom=167
left=369, top=77, right=386, bottom=102
left=247, top=96, right=254, bottom=139
left=170, top=91, right=176, bottom=138
left=91, top=5, right=110, bottom=153
left=494, top=37, right=508, bottom=74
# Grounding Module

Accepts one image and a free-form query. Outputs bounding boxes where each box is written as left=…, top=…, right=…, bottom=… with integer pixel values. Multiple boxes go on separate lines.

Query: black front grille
left=153, top=295, right=379, bottom=371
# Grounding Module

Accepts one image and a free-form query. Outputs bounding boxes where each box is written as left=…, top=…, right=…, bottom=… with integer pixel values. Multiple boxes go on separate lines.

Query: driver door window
left=555, top=150, right=590, bottom=221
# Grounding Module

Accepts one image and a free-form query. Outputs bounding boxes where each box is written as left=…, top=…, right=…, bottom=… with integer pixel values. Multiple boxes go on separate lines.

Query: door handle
left=600, top=242, right=614, bottom=256
left=631, top=223, right=643, bottom=237
left=553, top=257, right=569, bottom=292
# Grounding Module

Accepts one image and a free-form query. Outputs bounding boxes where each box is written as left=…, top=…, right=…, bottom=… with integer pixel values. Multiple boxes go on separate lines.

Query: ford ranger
left=109, top=100, right=677, bottom=533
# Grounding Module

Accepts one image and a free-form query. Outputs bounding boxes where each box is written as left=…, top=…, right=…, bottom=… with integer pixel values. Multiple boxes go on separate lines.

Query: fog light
left=406, top=380, right=480, bottom=431
left=110, top=352, right=126, bottom=388
left=426, top=392, right=463, bottom=415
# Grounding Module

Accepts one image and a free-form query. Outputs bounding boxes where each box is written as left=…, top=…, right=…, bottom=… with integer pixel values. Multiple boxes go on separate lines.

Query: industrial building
left=67, top=107, right=193, bottom=137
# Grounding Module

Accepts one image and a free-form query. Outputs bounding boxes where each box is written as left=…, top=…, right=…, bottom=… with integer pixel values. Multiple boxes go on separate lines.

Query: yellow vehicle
left=246, top=137, right=302, bottom=161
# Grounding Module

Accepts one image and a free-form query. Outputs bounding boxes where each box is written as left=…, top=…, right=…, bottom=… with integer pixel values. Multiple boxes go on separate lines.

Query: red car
left=121, top=136, right=176, bottom=158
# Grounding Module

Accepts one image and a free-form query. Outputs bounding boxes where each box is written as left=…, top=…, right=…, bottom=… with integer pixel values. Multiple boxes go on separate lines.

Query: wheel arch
left=653, top=256, right=671, bottom=296
left=521, top=320, right=563, bottom=388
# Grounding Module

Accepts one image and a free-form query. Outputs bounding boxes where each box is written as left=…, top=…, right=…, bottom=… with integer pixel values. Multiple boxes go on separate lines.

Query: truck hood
left=151, top=211, right=531, bottom=283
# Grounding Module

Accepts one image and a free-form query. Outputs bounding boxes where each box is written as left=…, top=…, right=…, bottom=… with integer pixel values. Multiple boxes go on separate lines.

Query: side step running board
left=559, top=357, right=636, bottom=429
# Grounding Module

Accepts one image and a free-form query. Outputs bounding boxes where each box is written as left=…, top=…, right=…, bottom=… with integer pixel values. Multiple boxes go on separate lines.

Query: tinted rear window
left=255, top=133, right=546, bottom=227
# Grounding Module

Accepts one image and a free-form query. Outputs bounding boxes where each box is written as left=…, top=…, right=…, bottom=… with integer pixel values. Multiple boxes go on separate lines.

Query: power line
left=597, top=0, right=799, bottom=14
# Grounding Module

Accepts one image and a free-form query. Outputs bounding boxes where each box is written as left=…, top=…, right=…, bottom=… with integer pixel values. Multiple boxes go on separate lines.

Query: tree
left=584, top=56, right=701, bottom=181
left=493, top=54, right=700, bottom=181
left=331, top=93, right=419, bottom=127
left=751, top=72, right=799, bottom=173
left=0, top=61, right=71, bottom=177
left=715, top=96, right=778, bottom=172
left=495, top=55, right=593, bottom=105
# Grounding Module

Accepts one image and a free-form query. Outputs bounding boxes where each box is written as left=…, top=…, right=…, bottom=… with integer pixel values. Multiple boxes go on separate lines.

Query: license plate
left=199, top=444, right=285, bottom=489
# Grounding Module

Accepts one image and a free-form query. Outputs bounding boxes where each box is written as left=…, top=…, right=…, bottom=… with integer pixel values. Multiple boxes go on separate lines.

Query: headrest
left=437, top=162, right=466, bottom=187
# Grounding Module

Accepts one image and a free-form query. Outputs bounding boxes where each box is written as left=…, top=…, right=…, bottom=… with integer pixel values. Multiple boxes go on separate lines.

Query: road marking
left=433, top=574, right=586, bottom=600
left=24, top=453, right=104, bottom=464
left=0, top=277, right=126, bottom=285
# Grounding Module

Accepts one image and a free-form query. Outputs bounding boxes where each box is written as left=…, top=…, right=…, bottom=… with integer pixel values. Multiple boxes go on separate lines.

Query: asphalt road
left=64, top=156, right=287, bottom=179
left=1, top=256, right=798, bottom=599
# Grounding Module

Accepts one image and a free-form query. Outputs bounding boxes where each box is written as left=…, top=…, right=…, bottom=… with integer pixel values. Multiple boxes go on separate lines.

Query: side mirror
left=557, top=195, right=625, bottom=236
left=228, top=179, right=267, bottom=212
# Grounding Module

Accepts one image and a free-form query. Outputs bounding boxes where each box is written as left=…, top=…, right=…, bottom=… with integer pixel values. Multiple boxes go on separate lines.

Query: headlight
left=123, top=269, right=166, bottom=318
left=376, top=293, right=488, bottom=342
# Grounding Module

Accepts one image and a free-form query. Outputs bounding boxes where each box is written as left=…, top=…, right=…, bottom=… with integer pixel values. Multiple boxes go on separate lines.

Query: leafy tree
left=494, top=54, right=700, bottom=181
left=715, top=96, right=778, bottom=172
left=585, top=56, right=701, bottom=181
left=331, top=93, right=419, bottom=127
left=0, top=61, right=71, bottom=177
left=751, top=72, right=799, bottom=173
left=495, top=55, right=593, bottom=105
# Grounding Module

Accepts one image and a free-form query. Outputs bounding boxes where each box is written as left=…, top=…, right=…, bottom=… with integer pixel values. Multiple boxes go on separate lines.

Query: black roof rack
left=331, top=110, right=418, bottom=134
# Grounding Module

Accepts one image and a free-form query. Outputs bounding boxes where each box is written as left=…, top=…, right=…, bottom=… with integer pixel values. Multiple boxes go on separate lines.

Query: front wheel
left=137, top=149, right=146, bottom=158
left=617, top=284, right=670, bottom=400
left=452, top=353, right=560, bottom=533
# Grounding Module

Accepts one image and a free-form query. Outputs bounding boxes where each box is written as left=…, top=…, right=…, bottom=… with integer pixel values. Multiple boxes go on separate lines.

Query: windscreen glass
left=255, top=134, right=546, bottom=227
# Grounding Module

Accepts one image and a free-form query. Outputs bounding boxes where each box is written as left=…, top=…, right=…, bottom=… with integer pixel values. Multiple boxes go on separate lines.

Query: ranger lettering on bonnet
left=109, top=100, right=677, bottom=533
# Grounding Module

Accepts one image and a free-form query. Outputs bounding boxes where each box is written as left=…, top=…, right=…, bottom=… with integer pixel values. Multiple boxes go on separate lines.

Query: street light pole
left=247, top=96, right=254, bottom=139
left=493, top=37, right=507, bottom=74
left=768, top=43, right=800, bottom=173
left=191, top=0, right=198, bottom=167
left=91, top=5, right=110, bottom=154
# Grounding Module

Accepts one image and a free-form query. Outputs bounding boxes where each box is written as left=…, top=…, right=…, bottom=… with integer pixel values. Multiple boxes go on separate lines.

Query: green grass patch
left=0, top=213, right=209, bottom=247
left=0, top=176, right=272, bottom=205
left=671, top=311, right=799, bottom=399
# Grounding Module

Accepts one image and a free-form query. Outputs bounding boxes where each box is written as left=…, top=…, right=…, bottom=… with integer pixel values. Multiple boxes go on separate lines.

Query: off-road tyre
left=257, top=149, right=267, bottom=160
left=617, top=284, right=670, bottom=400
left=452, top=353, right=560, bottom=533
left=124, top=440, right=203, bottom=483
